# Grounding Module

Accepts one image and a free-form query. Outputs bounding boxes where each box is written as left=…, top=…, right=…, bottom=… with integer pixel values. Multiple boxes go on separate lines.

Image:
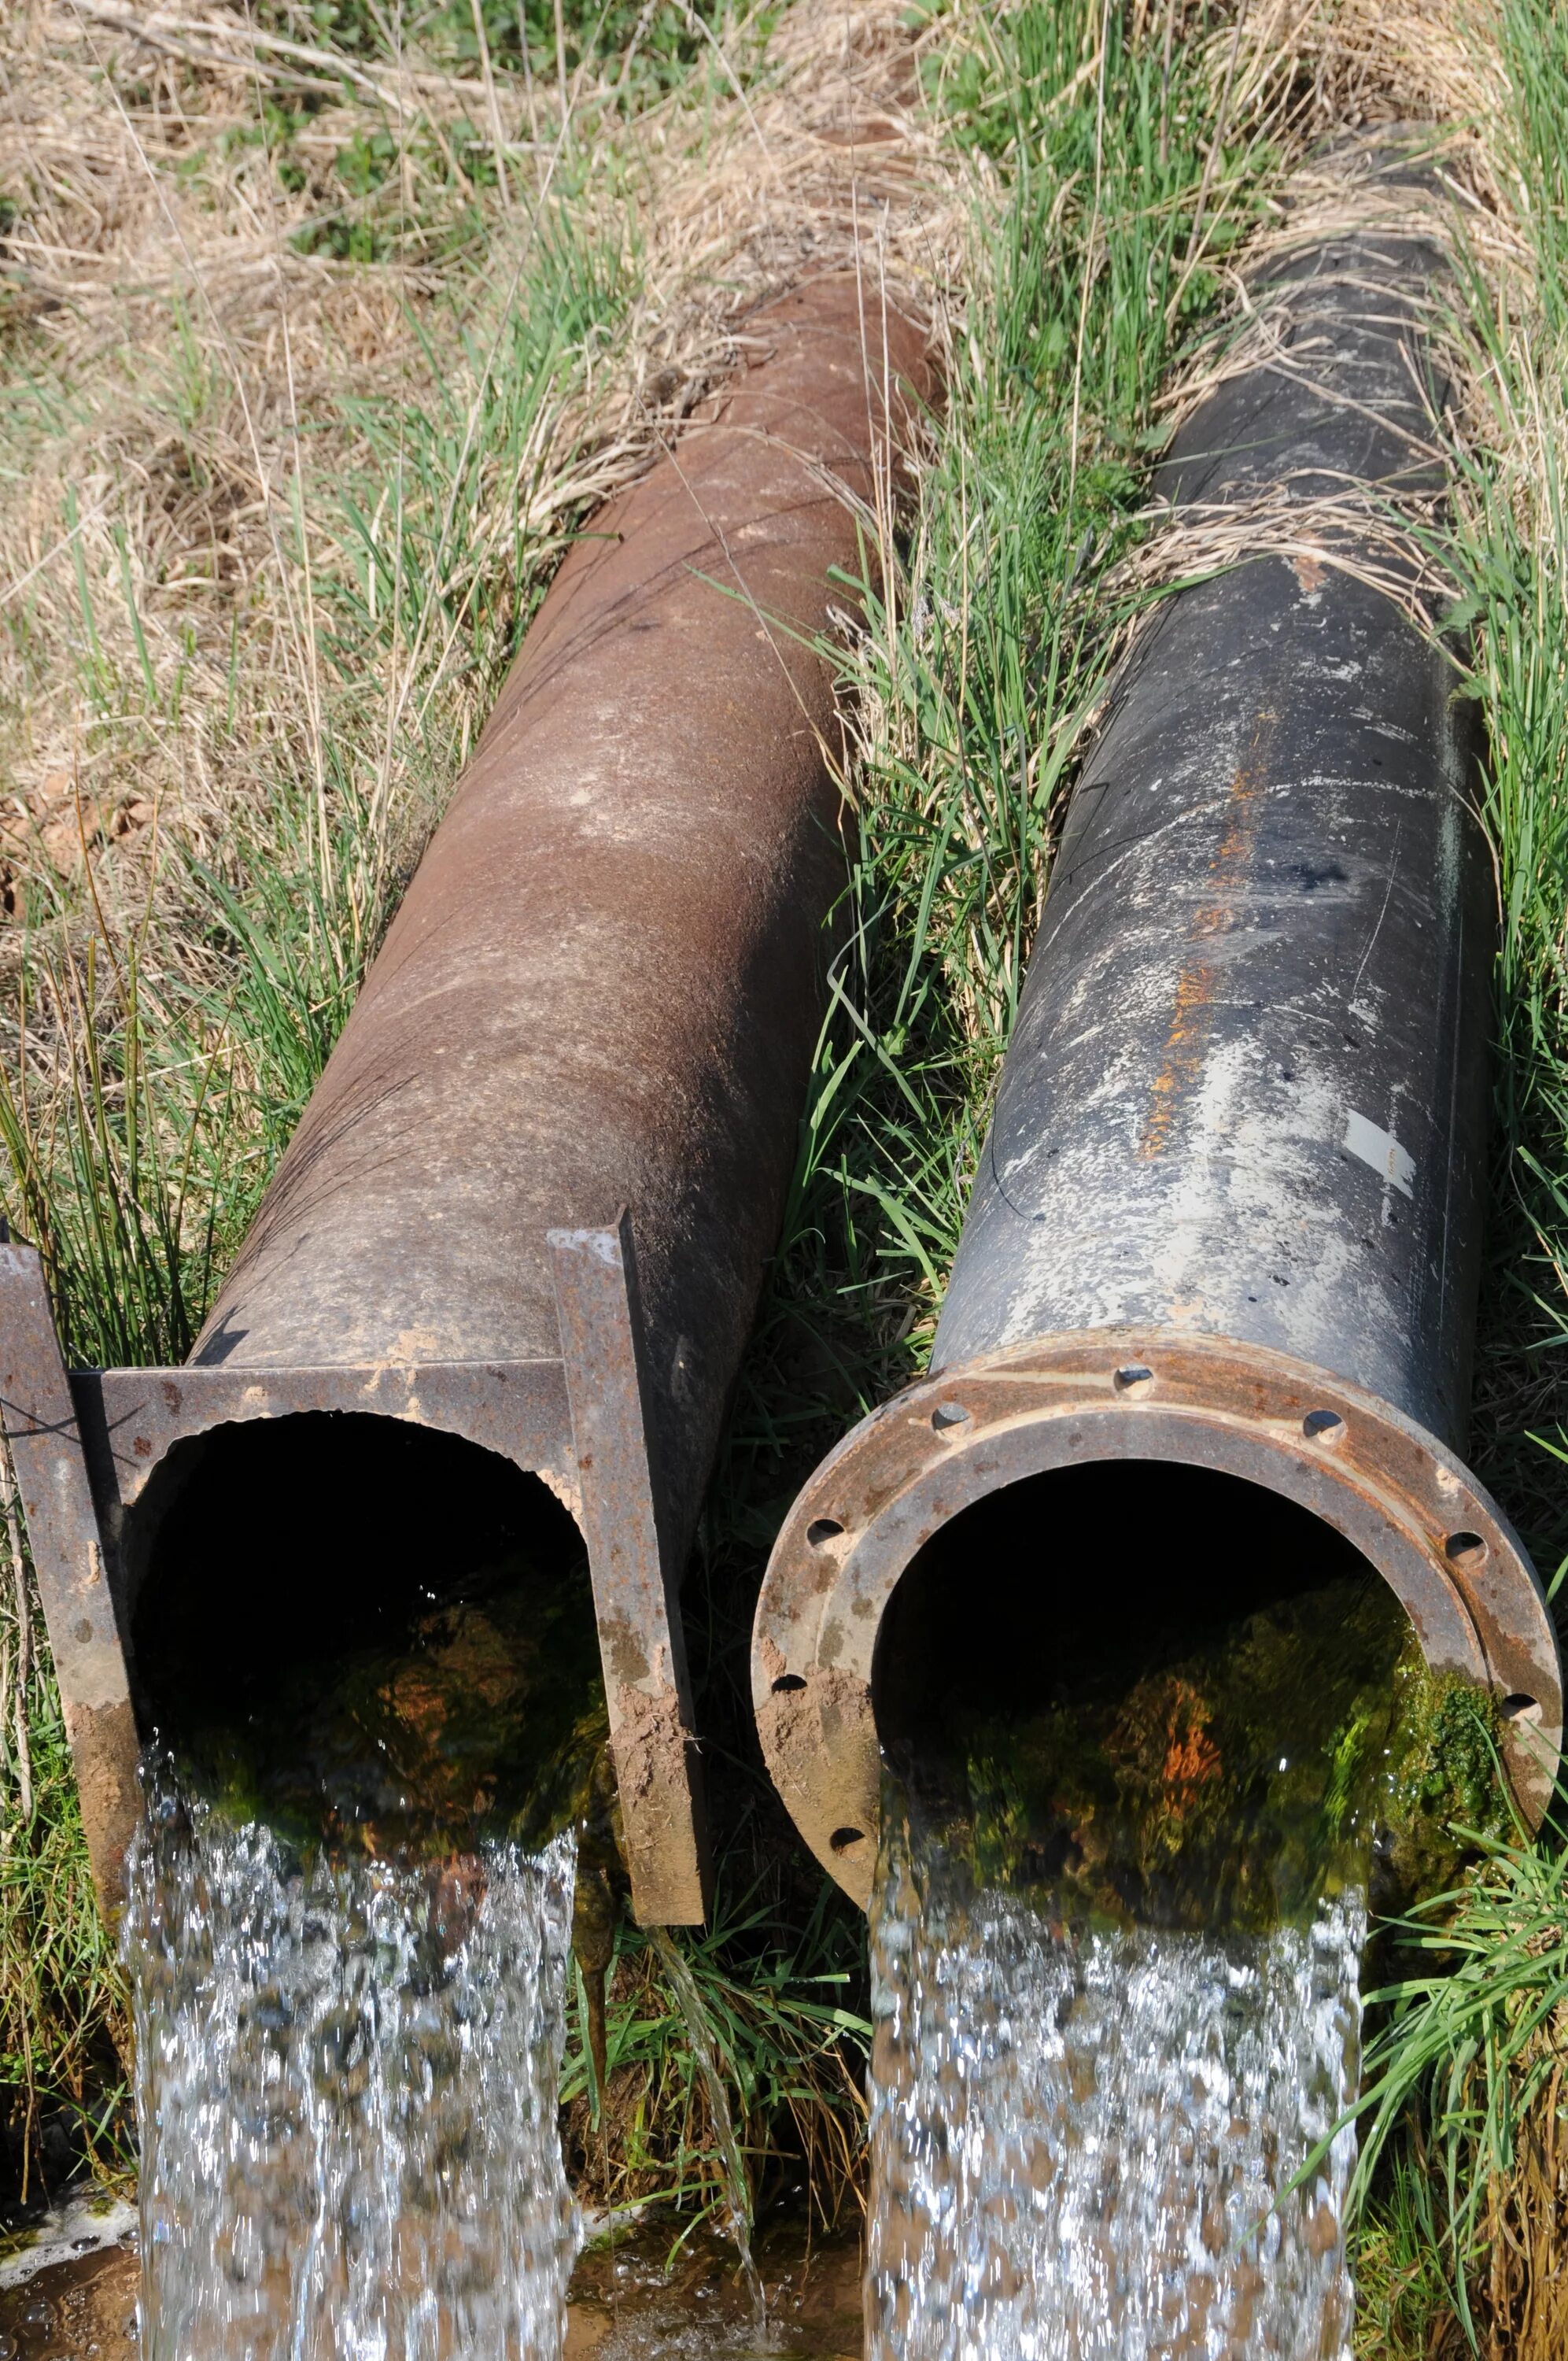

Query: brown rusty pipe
left=0, top=275, right=935, bottom=1918
left=189, top=275, right=933, bottom=1490
left=752, top=174, right=1562, bottom=1908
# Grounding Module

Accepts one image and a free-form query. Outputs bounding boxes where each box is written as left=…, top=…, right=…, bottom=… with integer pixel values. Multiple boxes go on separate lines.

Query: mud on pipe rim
left=753, top=149, right=1563, bottom=1905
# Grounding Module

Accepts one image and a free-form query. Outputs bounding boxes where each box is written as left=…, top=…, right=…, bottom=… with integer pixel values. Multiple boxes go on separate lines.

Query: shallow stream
left=0, top=2220, right=865, bottom=2361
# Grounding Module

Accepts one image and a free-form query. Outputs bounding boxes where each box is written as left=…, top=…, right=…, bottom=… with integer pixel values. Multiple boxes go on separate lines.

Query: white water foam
left=125, top=1783, right=580, bottom=2361
left=867, top=1822, right=1364, bottom=2361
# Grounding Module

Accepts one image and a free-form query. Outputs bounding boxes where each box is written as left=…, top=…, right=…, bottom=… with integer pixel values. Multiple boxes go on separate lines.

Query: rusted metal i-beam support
left=754, top=163, right=1562, bottom=1905
left=1, top=275, right=935, bottom=1923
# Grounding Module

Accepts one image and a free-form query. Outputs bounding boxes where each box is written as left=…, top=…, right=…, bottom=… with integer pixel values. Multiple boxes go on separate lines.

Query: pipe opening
left=127, top=1413, right=601, bottom=1854
left=869, top=1458, right=1445, bottom=1931
left=873, top=1458, right=1394, bottom=1746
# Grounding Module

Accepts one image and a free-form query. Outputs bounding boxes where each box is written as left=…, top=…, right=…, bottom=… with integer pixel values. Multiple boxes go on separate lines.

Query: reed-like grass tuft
left=1349, top=1829, right=1568, bottom=2361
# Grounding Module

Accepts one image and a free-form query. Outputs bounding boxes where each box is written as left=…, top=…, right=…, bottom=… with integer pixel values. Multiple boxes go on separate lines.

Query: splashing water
left=866, top=1814, right=1365, bottom=2361
left=124, top=1775, right=581, bottom=2361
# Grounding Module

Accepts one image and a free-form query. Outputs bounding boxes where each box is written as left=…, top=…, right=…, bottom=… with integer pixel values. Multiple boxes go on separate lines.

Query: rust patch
left=1138, top=711, right=1276, bottom=1161
left=61, top=1695, right=142, bottom=1919
left=1292, top=549, right=1328, bottom=593
left=608, top=1682, right=706, bottom=1923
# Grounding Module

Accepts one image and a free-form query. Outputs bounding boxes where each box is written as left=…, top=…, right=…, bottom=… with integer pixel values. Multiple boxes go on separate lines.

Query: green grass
left=559, top=1893, right=869, bottom=2234
left=1349, top=1828, right=1568, bottom=2359
left=1335, top=0, right=1568, bottom=2347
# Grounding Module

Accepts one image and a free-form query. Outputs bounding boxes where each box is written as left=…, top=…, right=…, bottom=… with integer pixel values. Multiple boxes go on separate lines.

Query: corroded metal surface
left=193, top=274, right=935, bottom=1555
left=0, top=1244, right=139, bottom=1911
left=752, top=194, right=1562, bottom=1904
left=80, top=1358, right=574, bottom=1530
left=5, top=276, right=933, bottom=1923
left=550, top=1214, right=709, bottom=1923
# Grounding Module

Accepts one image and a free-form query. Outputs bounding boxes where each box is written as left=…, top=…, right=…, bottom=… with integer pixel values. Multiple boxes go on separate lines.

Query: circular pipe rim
left=751, top=1328, right=1563, bottom=1906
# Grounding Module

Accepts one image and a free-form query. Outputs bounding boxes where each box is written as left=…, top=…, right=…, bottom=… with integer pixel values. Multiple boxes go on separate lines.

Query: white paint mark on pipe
left=1344, top=1108, right=1415, bottom=1198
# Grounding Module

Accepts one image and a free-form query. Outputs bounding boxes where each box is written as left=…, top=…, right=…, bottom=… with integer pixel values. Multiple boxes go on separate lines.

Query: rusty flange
left=752, top=1328, right=1562, bottom=1908
left=0, top=1215, right=701, bottom=1923
left=0, top=1241, right=141, bottom=1910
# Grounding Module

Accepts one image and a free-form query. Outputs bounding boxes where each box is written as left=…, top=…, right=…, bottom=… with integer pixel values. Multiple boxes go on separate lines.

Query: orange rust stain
left=1137, top=712, right=1275, bottom=1161
left=1292, top=550, right=1327, bottom=593
left=1161, top=1707, right=1223, bottom=1797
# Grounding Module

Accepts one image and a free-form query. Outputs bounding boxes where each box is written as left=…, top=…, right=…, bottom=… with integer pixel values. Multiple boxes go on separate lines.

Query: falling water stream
left=126, top=1775, right=581, bottom=2361
left=860, top=1550, right=1507, bottom=2361
left=866, top=1812, right=1365, bottom=2360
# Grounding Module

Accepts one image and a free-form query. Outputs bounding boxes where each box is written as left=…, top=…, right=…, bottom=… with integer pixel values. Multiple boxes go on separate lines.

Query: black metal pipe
left=0, top=278, right=935, bottom=1917
left=753, top=175, right=1562, bottom=1905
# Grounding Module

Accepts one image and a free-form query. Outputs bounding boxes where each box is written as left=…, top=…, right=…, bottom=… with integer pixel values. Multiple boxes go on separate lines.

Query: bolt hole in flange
left=771, top=1673, right=807, bottom=1694
left=1113, top=1363, right=1155, bottom=1396
left=829, top=1827, right=867, bottom=1855
left=1303, top=1409, right=1345, bottom=1443
left=1502, top=1693, right=1544, bottom=1727
left=931, top=1402, right=972, bottom=1435
left=1446, top=1530, right=1489, bottom=1567
left=806, top=1517, right=845, bottom=1548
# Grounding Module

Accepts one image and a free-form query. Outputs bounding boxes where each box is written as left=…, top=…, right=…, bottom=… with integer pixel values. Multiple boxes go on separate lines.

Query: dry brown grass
left=0, top=0, right=964, bottom=977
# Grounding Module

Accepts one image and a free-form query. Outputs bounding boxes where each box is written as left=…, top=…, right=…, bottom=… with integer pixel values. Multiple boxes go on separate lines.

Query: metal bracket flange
left=0, top=1241, right=140, bottom=1912
left=0, top=1218, right=709, bottom=1926
left=550, top=1213, right=710, bottom=1924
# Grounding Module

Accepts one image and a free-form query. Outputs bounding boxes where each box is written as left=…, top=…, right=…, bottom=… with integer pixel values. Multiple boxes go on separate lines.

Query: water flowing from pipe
left=124, top=1772, right=581, bottom=2361
left=865, top=1806, right=1365, bottom=2361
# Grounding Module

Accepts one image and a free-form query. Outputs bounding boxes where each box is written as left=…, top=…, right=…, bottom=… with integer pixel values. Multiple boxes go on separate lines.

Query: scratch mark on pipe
left=1344, top=1107, right=1415, bottom=1198
left=1350, top=818, right=1402, bottom=1012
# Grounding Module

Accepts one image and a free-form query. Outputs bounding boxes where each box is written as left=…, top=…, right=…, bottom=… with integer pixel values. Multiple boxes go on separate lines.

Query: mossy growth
left=891, top=1573, right=1511, bottom=1938
left=168, top=1543, right=611, bottom=1866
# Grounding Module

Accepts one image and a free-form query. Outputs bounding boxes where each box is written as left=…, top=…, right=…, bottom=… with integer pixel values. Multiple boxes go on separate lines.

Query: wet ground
left=0, top=2216, right=864, bottom=2359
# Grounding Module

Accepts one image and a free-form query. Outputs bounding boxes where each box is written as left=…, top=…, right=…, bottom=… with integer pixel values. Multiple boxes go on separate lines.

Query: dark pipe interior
left=874, top=1458, right=1391, bottom=1744
left=127, top=1413, right=600, bottom=1849
left=872, top=1458, right=1413, bottom=1928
